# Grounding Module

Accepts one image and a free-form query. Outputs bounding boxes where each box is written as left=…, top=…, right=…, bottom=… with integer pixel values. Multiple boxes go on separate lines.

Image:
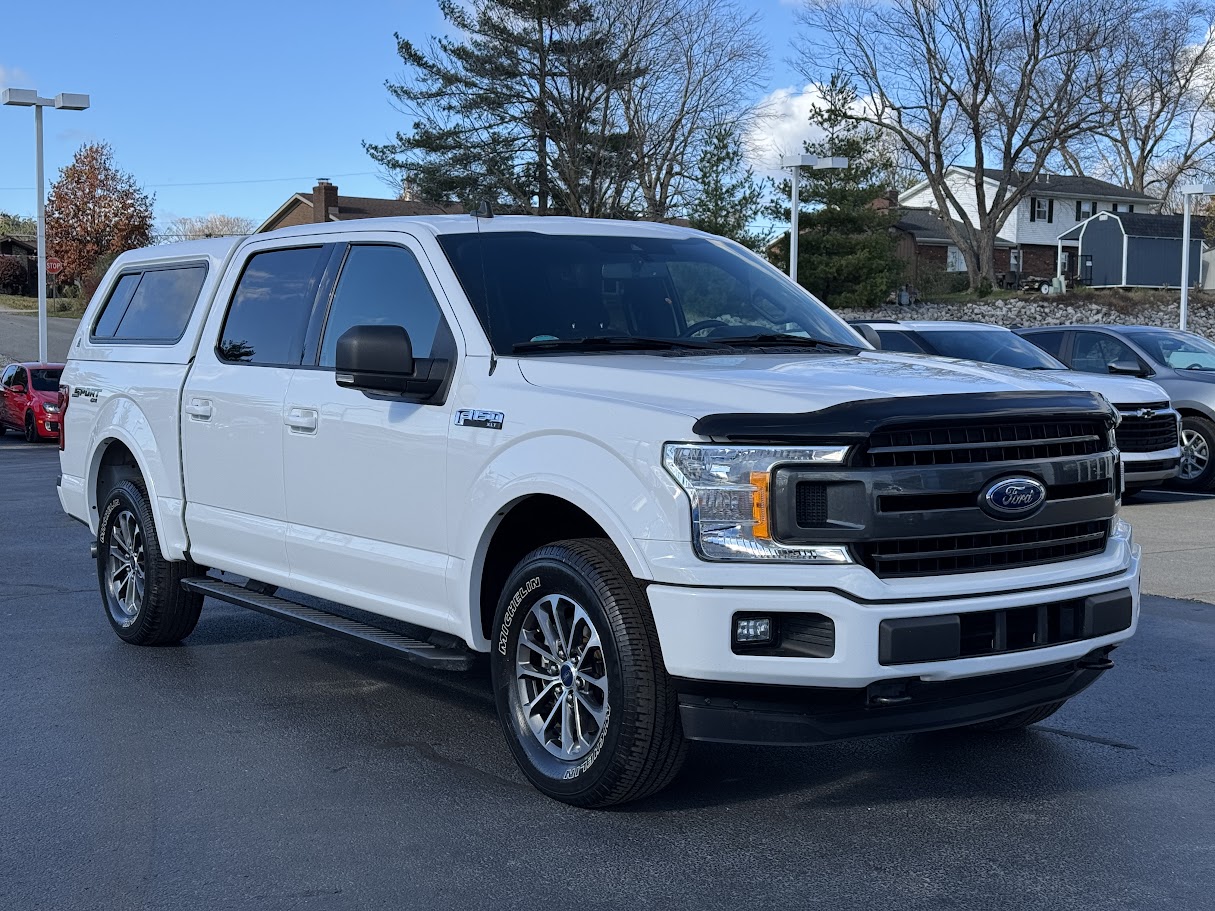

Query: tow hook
left=867, top=680, right=913, bottom=706
left=1078, top=647, right=1116, bottom=671
left=89, top=541, right=98, bottom=560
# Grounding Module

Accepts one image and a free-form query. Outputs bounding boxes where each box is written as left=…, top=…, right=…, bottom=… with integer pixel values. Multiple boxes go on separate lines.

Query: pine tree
left=687, top=124, right=767, bottom=250
left=766, top=74, right=904, bottom=309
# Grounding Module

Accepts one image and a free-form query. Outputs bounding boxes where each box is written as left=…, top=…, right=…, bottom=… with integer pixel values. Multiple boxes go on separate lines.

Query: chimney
left=312, top=179, right=338, bottom=223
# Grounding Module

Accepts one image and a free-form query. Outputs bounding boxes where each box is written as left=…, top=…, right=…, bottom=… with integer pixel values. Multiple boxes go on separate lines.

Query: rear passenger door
left=281, top=237, right=459, bottom=627
left=181, top=242, right=337, bottom=582
left=1069, top=330, right=1149, bottom=376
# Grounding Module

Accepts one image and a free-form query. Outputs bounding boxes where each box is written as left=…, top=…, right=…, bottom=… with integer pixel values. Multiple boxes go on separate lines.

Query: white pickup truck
left=58, top=215, right=1140, bottom=807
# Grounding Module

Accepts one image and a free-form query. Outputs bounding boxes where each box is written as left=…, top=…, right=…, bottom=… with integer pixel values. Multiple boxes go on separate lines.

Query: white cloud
left=745, top=84, right=832, bottom=180
left=0, top=64, right=31, bottom=88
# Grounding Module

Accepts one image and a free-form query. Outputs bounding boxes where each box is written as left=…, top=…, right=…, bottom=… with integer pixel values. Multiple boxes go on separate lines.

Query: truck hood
left=1034, top=370, right=1169, bottom=406
left=516, top=351, right=1083, bottom=419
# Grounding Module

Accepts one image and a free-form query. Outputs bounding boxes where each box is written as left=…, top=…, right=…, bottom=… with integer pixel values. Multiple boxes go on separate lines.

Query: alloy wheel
left=106, top=509, right=146, bottom=627
left=1180, top=427, right=1210, bottom=481
left=514, top=593, right=609, bottom=761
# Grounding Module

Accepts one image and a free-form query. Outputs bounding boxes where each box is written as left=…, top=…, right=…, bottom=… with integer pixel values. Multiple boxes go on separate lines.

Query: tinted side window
left=876, top=330, right=929, bottom=354
left=319, top=245, right=446, bottom=367
left=1023, top=330, right=1066, bottom=359
left=0, top=365, right=15, bottom=387
left=1071, top=332, right=1139, bottom=374
left=12, top=367, right=28, bottom=388
left=92, top=273, right=142, bottom=339
left=110, top=266, right=207, bottom=341
left=220, top=247, right=327, bottom=365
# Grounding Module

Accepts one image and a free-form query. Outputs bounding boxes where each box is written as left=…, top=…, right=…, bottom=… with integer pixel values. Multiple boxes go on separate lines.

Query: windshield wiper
left=709, top=333, right=859, bottom=351
left=512, top=335, right=729, bottom=354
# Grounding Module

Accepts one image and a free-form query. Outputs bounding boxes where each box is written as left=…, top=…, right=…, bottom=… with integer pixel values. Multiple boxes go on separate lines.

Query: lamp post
left=2, top=88, right=91, bottom=364
left=780, top=154, right=849, bottom=285
left=1179, top=182, right=1215, bottom=332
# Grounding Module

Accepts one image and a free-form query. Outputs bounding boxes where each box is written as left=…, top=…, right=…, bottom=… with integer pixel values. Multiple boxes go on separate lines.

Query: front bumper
left=1121, top=447, right=1181, bottom=484
left=676, top=651, right=1113, bottom=745
left=645, top=526, right=1140, bottom=690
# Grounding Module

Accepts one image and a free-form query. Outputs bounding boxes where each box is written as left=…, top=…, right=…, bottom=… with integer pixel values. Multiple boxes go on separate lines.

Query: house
left=256, top=179, right=461, bottom=233
left=0, top=234, right=36, bottom=295
left=898, top=167, right=1159, bottom=279
left=1056, top=212, right=1209, bottom=289
left=892, top=208, right=1017, bottom=285
left=0, top=233, right=35, bottom=257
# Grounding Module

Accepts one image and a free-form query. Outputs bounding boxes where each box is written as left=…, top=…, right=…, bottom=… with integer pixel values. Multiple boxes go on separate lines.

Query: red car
left=0, top=362, right=65, bottom=442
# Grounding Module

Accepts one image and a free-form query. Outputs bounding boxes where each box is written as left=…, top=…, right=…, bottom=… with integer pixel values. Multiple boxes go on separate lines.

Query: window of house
left=1076, top=200, right=1095, bottom=220
left=1031, top=198, right=1052, bottom=222
left=946, top=245, right=966, bottom=272
left=219, top=246, right=329, bottom=365
left=318, top=244, right=449, bottom=368
left=1111, top=203, right=1135, bottom=213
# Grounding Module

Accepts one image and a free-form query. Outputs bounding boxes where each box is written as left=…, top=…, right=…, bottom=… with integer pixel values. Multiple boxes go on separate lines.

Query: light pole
left=1179, top=182, right=1215, bottom=332
left=780, top=154, right=849, bottom=285
left=2, top=88, right=91, bottom=364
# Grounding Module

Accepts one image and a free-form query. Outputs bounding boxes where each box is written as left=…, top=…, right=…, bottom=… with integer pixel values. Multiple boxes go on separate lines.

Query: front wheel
left=97, top=478, right=203, bottom=645
left=24, top=412, right=37, bottom=443
left=490, top=539, right=686, bottom=808
left=1174, top=415, right=1215, bottom=491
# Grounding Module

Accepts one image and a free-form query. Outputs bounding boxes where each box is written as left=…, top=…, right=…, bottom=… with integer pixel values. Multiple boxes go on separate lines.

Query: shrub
left=0, top=256, right=27, bottom=295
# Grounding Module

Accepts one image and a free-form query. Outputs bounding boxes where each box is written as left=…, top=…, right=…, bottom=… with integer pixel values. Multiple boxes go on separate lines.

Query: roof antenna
left=475, top=199, right=494, bottom=219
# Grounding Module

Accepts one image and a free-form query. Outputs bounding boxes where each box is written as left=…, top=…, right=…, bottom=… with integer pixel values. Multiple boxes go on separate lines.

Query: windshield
left=436, top=231, right=861, bottom=354
left=918, top=329, right=1066, bottom=370
left=30, top=369, right=62, bottom=392
left=1127, top=329, right=1215, bottom=370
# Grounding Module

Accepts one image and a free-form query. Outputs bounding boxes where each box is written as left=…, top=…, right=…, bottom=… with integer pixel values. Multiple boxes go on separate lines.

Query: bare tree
left=161, top=214, right=256, bottom=241
left=797, top=0, right=1140, bottom=288
left=1055, top=0, right=1215, bottom=211
left=614, top=0, right=768, bottom=220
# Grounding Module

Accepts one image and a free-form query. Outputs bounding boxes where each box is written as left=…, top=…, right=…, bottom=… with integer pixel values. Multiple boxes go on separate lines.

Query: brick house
left=898, top=167, right=1159, bottom=280
left=892, top=208, right=1017, bottom=287
left=256, top=179, right=462, bottom=233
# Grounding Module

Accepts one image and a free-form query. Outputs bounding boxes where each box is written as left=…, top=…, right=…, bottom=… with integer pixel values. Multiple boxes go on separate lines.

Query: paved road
left=0, top=306, right=78, bottom=363
left=2, top=439, right=1213, bottom=910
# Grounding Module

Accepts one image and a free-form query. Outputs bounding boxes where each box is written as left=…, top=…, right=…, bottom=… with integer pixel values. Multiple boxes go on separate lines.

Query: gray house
left=1057, top=212, right=1206, bottom=288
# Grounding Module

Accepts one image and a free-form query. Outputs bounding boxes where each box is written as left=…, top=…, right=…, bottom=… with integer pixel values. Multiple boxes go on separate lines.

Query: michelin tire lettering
left=498, top=576, right=541, bottom=655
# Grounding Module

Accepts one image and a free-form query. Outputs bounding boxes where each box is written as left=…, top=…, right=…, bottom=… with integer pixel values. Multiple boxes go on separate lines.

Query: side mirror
left=853, top=324, right=882, bottom=349
left=1107, top=359, right=1148, bottom=377
left=335, top=324, right=448, bottom=401
left=10, top=385, right=25, bottom=394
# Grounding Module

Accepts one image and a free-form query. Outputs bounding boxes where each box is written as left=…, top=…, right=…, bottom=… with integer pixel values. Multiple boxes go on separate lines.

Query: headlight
left=43, top=402, right=61, bottom=414
left=663, top=443, right=853, bottom=563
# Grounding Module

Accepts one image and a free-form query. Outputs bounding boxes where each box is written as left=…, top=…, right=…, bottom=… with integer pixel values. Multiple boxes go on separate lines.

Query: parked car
left=0, top=362, right=64, bottom=442
left=1016, top=325, right=1215, bottom=491
left=851, top=321, right=1180, bottom=493
left=59, top=221, right=1139, bottom=807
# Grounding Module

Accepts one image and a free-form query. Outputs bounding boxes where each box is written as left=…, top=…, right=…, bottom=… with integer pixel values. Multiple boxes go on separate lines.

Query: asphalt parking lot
left=2, top=436, right=1213, bottom=910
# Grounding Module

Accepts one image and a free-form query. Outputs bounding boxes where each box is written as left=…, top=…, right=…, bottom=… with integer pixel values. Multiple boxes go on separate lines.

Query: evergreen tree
left=364, top=0, right=636, bottom=216
left=766, top=74, right=904, bottom=309
left=687, top=124, right=767, bottom=250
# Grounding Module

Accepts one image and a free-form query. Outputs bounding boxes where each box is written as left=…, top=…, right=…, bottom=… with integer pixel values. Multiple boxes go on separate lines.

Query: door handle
left=184, top=399, right=212, bottom=420
left=285, top=407, right=318, bottom=433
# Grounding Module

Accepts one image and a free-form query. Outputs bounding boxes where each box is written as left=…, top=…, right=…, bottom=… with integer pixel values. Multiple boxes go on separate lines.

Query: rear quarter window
left=91, top=264, right=208, bottom=343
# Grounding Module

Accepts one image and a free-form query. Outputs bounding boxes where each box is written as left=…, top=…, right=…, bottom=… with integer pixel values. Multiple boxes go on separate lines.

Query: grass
left=0, top=293, right=87, bottom=319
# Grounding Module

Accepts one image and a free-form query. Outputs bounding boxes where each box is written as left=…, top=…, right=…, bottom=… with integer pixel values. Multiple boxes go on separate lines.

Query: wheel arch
left=87, top=432, right=179, bottom=558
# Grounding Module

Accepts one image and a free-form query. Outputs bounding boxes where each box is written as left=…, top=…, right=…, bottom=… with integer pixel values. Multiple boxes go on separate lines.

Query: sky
left=0, top=0, right=819, bottom=230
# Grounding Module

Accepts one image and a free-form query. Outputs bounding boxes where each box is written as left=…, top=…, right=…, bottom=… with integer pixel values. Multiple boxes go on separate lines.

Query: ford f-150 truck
left=57, top=215, right=1140, bottom=807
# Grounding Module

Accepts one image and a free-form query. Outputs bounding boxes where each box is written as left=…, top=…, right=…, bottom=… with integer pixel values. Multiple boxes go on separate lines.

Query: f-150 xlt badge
left=981, top=476, right=1047, bottom=519
left=455, top=409, right=504, bottom=430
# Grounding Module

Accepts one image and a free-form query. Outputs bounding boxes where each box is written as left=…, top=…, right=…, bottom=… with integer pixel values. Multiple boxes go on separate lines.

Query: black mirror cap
left=853, top=323, right=882, bottom=349
left=1108, top=359, right=1147, bottom=377
left=335, top=324, right=450, bottom=401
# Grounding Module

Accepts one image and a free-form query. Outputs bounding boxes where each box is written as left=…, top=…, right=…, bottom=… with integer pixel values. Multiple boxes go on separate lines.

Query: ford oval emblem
left=981, top=476, right=1047, bottom=519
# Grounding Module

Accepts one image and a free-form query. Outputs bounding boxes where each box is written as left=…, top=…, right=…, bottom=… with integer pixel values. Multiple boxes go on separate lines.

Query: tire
left=490, top=538, right=686, bottom=808
left=24, top=412, right=37, bottom=443
left=1173, top=414, right=1215, bottom=491
left=96, top=478, right=203, bottom=645
left=965, top=700, right=1065, bottom=731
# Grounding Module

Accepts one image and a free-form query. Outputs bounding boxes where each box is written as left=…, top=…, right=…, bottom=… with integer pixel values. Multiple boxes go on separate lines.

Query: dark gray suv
left=1017, top=325, right=1215, bottom=490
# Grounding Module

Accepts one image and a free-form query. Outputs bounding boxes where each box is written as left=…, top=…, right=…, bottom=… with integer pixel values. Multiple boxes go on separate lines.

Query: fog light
left=734, top=617, right=773, bottom=645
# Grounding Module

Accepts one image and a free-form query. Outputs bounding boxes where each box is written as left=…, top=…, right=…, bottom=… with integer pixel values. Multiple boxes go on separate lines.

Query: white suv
left=57, top=216, right=1140, bottom=806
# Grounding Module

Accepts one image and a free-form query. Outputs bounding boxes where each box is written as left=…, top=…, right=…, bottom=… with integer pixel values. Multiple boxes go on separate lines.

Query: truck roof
left=109, top=235, right=244, bottom=271
left=257, top=214, right=707, bottom=241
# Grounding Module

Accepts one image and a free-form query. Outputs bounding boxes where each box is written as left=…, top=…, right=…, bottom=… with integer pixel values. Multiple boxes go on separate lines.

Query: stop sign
left=45, top=256, right=64, bottom=275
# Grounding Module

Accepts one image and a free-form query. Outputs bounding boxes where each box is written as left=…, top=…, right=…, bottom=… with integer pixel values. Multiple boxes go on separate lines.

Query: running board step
left=181, top=577, right=476, bottom=671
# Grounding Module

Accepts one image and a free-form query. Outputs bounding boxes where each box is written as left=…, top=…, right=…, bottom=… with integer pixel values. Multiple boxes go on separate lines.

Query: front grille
left=877, top=478, right=1111, bottom=514
left=795, top=482, right=829, bottom=527
left=1115, top=411, right=1178, bottom=453
left=864, top=420, right=1107, bottom=468
left=856, top=520, right=1110, bottom=578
